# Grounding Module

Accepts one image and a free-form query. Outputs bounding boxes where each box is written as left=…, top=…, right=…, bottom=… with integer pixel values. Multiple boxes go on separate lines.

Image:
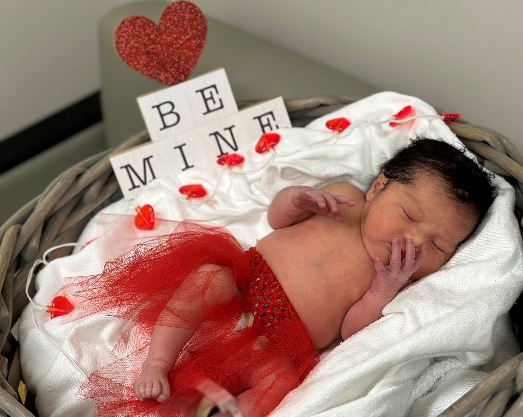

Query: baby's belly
left=256, top=225, right=373, bottom=349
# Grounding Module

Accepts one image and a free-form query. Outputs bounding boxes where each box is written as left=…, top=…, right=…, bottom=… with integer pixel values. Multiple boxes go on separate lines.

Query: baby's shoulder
left=322, top=181, right=365, bottom=200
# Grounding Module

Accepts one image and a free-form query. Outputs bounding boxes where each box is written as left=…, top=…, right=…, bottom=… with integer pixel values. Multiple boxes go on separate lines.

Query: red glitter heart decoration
left=114, top=1, right=207, bottom=85
left=134, top=204, right=155, bottom=230
left=255, top=133, right=281, bottom=154
left=179, top=184, right=207, bottom=198
left=47, top=296, right=74, bottom=319
left=390, top=105, right=416, bottom=127
left=326, top=117, right=351, bottom=133
left=217, top=153, right=245, bottom=167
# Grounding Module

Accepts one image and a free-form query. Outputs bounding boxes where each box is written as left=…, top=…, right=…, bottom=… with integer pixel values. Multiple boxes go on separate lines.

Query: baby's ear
left=365, top=171, right=389, bottom=202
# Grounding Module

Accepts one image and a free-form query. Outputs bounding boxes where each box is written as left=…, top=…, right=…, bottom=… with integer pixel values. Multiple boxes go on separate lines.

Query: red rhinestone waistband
left=244, top=247, right=297, bottom=330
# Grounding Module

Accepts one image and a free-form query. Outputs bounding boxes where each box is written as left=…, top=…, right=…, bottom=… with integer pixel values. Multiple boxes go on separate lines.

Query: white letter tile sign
left=137, top=68, right=237, bottom=142
left=111, top=97, right=291, bottom=199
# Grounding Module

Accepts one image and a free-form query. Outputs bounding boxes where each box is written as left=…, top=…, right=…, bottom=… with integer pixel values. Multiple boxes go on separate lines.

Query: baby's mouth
left=398, top=239, right=407, bottom=259
left=399, top=242, right=420, bottom=260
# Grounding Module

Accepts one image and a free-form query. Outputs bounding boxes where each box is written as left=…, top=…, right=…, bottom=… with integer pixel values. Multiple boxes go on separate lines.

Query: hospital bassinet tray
left=0, top=96, right=522, bottom=417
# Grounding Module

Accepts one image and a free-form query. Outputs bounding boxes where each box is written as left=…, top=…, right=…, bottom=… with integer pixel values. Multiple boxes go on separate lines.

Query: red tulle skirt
left=59, top=221, right=317, bottom=417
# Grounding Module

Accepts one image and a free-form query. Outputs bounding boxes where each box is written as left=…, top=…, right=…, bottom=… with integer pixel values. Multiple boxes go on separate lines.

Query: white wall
left=193, top=0, right=522, bottom=147
left=0, top=0, right=136, bottom=140
left=1, top=0, right=522, bottom=148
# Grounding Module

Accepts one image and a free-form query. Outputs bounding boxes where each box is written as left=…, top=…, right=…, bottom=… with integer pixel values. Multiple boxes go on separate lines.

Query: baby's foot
left=133, top=366, right=171, bottom=402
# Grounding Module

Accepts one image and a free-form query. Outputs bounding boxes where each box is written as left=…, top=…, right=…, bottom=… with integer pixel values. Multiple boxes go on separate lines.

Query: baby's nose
left=402, top=236, right=421, bottom=254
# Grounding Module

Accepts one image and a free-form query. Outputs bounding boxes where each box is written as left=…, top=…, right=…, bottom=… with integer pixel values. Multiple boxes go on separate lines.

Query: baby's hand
left=133, top=364, right=171, bottom=403
left=371, top=238, right=427, bottom=299
left=293, top=189, right=354, bottom=221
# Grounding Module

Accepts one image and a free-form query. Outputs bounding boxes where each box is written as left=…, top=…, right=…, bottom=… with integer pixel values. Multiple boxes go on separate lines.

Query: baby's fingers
left=374, top=257, right=387, bottom=275
left=303, top=191, right=327, bottom=209
left=323, top=194, right=345, bottom=221
left=389, top=238, right=402, bottom=272
left=402, top=238, right=416, bottom=271
left=333, top=194, right=355, bottom=207
left=323, top=193, right=339, bottom=213
left=412, top=244, right=427, bottom=272
left=322, top=193, right=354, bottom=212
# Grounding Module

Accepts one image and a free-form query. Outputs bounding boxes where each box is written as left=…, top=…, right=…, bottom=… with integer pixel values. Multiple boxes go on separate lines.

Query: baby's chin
left=362, top=241, right=390, bottom=264
left=411, top=264, right=441, bottom=281
left=410, top=271, right=427, bottom=282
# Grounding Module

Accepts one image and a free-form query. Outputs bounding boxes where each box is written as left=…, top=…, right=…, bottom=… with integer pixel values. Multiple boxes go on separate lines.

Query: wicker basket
left=0, top=96, right=522, bottom=417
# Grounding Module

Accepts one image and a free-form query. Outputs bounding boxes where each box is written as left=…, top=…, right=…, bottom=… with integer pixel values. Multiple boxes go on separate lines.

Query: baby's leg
left=213, top=358, right=298, bottom=417
left=134, top=264, right=238, bottom=402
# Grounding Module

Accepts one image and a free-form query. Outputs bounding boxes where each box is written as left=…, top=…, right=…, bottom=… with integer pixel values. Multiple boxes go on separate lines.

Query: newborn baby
left=60, top=138, right=497, bottom=417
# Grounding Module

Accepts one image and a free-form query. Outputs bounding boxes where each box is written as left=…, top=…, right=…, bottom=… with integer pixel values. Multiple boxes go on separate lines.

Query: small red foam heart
left=326, top=117, right=351, bottom=133
left=217, top=153, right=245, bottom=167
left=47, top=296, right=74, bottom=319
left=255, top=133, right=281, bottom=154
left=114, top=1, right=207, bottom=85
left=441, top=113, right=461, bottom=122
left=134, top=204, right=155, bottom=230
left=179, top=184, right=207, bottom=198
left=390, top=105, right=416, bottom=127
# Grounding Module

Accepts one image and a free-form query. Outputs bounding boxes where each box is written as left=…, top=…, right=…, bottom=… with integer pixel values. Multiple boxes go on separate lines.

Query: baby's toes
left=136, top=380, right=147, bottom=401
left=157, top=391, right=169, bottom=403
left=151, top=381, right=162, bottom=399
left=144, top=380, right=154, bottom=398
left=133, top=381, right=143, bottom=400
left=157, top=379, right=171, bottom=403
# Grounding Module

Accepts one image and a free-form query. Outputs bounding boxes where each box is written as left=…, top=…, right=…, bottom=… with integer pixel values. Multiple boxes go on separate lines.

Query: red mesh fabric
left=59, top=221, right=317, bottom=417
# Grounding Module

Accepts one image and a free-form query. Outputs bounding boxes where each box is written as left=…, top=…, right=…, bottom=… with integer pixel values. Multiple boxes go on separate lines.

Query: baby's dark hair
left=381, top=138, right=497, bottom=223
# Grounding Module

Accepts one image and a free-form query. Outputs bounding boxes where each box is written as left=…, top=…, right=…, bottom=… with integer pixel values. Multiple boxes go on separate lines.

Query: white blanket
left=19, top=92, right=523, bottom=417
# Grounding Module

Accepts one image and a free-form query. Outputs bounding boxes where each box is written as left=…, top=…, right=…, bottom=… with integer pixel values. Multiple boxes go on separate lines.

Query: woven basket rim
left=0, top=95, right=522, bottom=417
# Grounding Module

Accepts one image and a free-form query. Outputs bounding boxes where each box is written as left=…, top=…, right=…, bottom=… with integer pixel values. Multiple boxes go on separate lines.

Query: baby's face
left=360, top=172, right=477, bottom=280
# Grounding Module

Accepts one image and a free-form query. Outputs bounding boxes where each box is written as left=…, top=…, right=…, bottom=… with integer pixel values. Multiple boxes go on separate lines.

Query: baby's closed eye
left=401, top=206, right=414, bottom=221
left=431, top=241, right=445, bottom=253
left=432, top=241, right=454, bottom=254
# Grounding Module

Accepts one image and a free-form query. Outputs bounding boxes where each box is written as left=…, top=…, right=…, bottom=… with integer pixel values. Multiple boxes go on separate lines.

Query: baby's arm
left=267, top=186, right=354, bottom=229
left=341, top=238, right=427, bottom=340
